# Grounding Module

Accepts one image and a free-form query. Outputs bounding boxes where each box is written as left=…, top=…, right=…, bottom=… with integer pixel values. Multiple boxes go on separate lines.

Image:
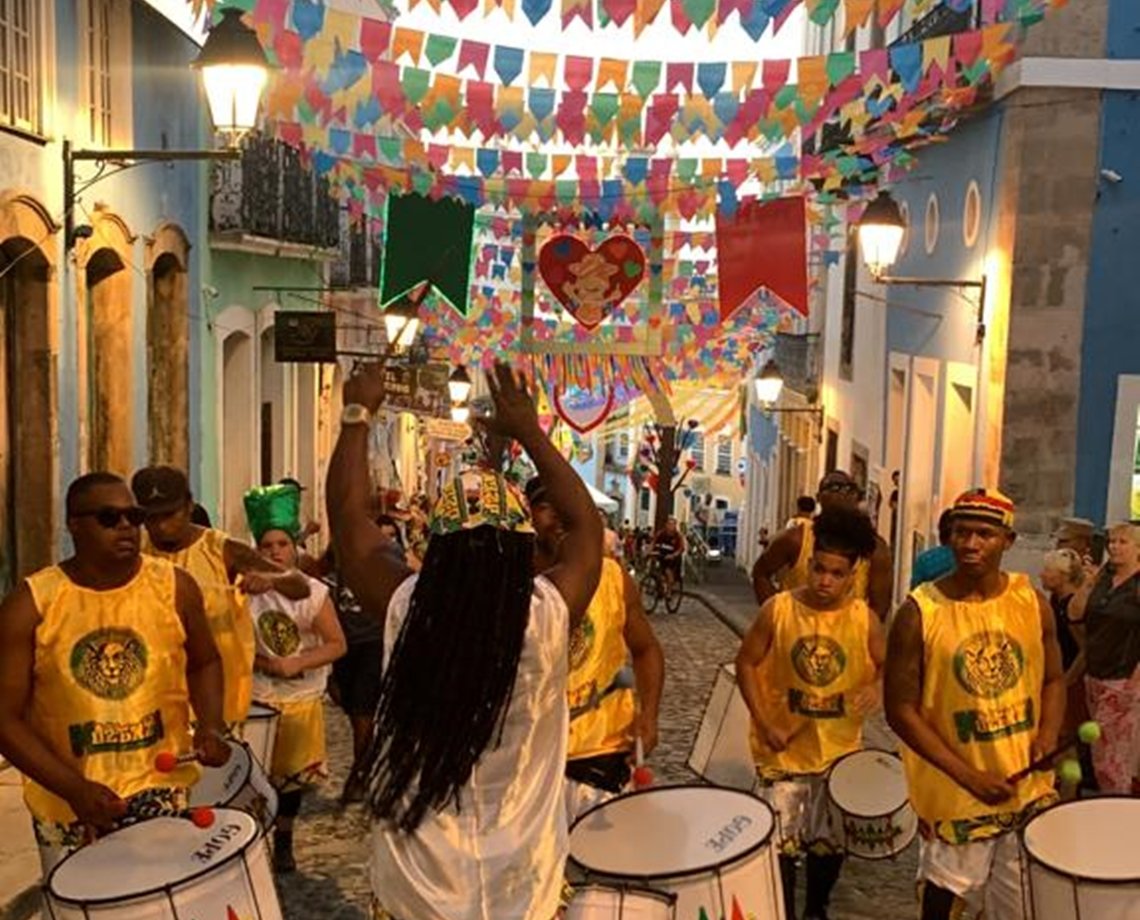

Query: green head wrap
left=243, top=483, right=302, bottom=543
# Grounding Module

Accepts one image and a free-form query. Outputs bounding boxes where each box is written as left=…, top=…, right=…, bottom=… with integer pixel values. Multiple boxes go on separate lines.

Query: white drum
left=237, top=702, right=280, bottom=768
left=826, top=749, right=916, bottom=859
left=190, top=740, right=278, bottom=830
left=570, top=786, right=785, bottom=920
left=688, top=663, right=758, bottom=791
left=565, top=884, right=676, bottom=919
left=45, top=809, right=282, bottom=920
left=1023, top=797, right=1140, bottom=919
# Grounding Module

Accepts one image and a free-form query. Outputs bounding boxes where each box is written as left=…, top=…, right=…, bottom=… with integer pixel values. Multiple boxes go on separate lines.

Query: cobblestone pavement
left=277, top=596, right=919, bottom=920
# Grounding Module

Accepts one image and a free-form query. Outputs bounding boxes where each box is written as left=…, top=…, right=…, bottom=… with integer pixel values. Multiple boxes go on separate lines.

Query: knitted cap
left=949, top=488, right=1015, bottom=530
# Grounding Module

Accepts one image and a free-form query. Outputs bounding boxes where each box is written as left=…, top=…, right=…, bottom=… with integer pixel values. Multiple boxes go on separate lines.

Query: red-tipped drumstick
left=632, top=737, right=654, bottom=789
left=155, top=751, right=199, bottom=773
left=190, top=807, right=216, bottom=828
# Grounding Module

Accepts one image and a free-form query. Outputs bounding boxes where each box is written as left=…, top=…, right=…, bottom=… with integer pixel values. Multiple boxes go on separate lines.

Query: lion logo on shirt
left=953, top=631, right=1025, bottom=699
left=790, top=635, right=846, bottom=687
left=70, top=628, right=148, bottom=700
left=569, top=615, right=595, bottom=673
left=257, top=609, right=301, bottom=657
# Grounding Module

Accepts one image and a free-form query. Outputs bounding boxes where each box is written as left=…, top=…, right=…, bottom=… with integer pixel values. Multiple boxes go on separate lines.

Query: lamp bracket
left=871, top=273, right=988, bottom=344
left=761, top=405, right=825, bottom=443
left=63, top=139, right=239, bottom=251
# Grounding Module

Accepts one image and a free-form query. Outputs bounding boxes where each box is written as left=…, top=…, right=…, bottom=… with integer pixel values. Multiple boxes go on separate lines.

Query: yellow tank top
left=144, top=528, right=254, bottom=725
left=568, top=558, right=636, bottom=760
left=784, top=525, right=870, bottom=602
left=901, top=574, right=1056, bottom=843
left=749, top=591, right=874, bottom=777
left=23, top=558, right=198, bottom=824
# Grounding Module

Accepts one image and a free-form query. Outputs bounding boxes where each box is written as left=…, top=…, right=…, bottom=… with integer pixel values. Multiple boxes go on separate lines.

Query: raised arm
left=325, top=364, right=413, bottom=626
left=750, top=527, right=801, bottom=604
left=885, top=599, right=1013, bottom=805
left=224, top=539, right=311, bottom=601
left=484, top=363, right=602, bottom=627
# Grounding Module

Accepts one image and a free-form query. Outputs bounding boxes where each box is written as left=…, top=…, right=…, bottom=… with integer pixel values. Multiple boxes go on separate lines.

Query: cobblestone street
left=277, top=594, right=919, bottom=920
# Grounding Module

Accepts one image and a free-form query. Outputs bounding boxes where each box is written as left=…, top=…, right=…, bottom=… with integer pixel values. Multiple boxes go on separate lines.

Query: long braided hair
left=363, top=524, right=536, bottom=832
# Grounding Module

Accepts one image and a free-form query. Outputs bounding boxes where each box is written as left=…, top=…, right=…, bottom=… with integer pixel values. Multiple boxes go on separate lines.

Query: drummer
left=133, top=466, right=312, bottom=727
left=751, top=470, right=894, bottom=620
left=885, top=489, right=1065, bottom=920
left=0, top=472, right=230, bottom=875
left=244, top=484, right=346, bottom=874
left=526, top=476, right=665, bottom=822
left=736, top=507, right=884, bottom=920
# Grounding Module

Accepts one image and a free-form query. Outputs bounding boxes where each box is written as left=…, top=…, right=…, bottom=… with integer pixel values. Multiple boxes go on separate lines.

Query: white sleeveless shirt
left=369, top=574, right=570, bottom=920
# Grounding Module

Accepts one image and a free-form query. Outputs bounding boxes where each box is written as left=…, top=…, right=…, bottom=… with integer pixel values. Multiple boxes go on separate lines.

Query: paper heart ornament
left=552, top=384, right=616, bottom=434
left=538, top=234, right=646, bottom=329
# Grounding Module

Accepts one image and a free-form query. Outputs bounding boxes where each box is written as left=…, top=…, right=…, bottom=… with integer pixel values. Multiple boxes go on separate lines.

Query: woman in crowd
left=1072, top=522, right=1140, bottom=792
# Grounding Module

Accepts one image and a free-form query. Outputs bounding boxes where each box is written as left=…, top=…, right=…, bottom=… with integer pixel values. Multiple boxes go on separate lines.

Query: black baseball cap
left=131, top=466, right=192, bottom=514
left=524, top=477, right=549, bottom=506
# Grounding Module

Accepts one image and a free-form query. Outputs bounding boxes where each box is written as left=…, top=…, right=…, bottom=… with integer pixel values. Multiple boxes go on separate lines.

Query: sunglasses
left=72, top=506, right=147, bottom=528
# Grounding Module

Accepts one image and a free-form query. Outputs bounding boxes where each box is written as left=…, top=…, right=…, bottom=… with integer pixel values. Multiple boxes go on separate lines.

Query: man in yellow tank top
left=737, top=507, right=884, bottom=920
left=0, top=473, right=229, bottom=876
left=752, top=470, right=894, bottom=620
left=885, top=489, right=1065, bottom=920
left=526, top=477, right=665, bottom=823
left=132, top=466, right=311, bottom=726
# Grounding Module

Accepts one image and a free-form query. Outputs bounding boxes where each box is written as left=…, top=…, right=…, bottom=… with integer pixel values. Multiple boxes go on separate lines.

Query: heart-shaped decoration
left=538, top=234, right=646, bottom=329
left=552, top=383, right=616, bottom=434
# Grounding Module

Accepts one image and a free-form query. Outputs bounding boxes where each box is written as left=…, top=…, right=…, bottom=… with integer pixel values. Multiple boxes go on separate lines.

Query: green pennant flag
left=424, top=34, right=457, bottom=67
left=826, top=50, right=855, bottom=85
left=411, top=170, right=434, bottom=196
left=682, top=0, right=716, bottom=28
left=401, top=68, right=432, bottom=105
left=424, top=99, right=456, bottom=132
left=378, top=136, right=402, bottom=162
left=632, top=61, right=663, bottom=98
left=620, top=114, right=642, bottom=146
left=381, top=192, right=475, bottom=316
left=808, top=0, right=840, bottom=25
left=677, top=159, right=698, bottom=183
left=591, top=93, right=620, bottom=127
left=527, top=152, right=547, bottom=178
left=774, top=84, right=798, bottom=110
left=556, top=180, right=576, bottom=204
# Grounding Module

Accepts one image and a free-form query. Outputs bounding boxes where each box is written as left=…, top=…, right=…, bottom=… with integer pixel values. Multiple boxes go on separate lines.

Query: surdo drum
left=687, top=664, right=758, bottom=792
left=189, top=740, right=278, bottom=830
left=1022, top=797, right=1140, bottom=920
left=44, top=809, right=282, bottom=920
left=826, top=749, right=917, bottom=859
left=564, top=884, right=676, bottom=919
left=570, top=786, right=785, bottom=920
left=236, top=702, right=280, bottom=769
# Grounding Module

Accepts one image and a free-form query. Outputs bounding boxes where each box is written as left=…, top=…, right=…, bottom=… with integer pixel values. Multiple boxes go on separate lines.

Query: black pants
left=779, top=852, right=845, bottom=919
left=920, top=882, right=958, bottom=920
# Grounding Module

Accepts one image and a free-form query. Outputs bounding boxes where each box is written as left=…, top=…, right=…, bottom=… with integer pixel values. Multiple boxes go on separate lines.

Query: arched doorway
left=77, top=208, right=135, bottom=474
left=145, top=223, right=190, bottom=468
left=259, top=317, right=287, bottom=484
left=0, top=192, right=58, bottom=587
left=216, top=304, right=257, bottom=539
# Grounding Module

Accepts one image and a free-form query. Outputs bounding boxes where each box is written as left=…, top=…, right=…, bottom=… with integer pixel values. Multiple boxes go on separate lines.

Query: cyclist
left=652, top=517, right=686, bottom=597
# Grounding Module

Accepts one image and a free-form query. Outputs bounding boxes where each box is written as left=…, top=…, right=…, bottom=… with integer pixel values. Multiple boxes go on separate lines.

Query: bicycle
left=639, top=551, right=684, bottom=615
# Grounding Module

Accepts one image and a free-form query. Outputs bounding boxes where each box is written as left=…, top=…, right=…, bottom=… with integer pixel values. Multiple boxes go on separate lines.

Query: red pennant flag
left=564, top=56, right=594, bottom=91
left=603, top=0, right=638, bottom=25
left=666, top=61, right=694, bottom=92
left=359, top=19, right=392, bottom=61
left=457, top=39, right=490, bottom=77
left=761, top=58, right=790, bottom=93
left=715, top=195, right=808, bottom=319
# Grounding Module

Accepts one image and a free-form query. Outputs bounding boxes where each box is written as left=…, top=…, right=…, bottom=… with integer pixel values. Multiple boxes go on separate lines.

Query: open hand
left=481, top=363, right=540, bottom=442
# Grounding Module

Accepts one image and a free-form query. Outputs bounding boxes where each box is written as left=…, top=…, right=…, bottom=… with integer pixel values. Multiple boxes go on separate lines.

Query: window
left=0, top=0, right=42, bottom=135
left=618, top=432, right=630, bottom=462
left=715, top=437, right=732, bottom=476
left=963, top=181, right=982, bottom=248
left=825, top=428, right=839, bottom=473
left=689, top=432, right=705, bottom=471
left=85, top=0, right=114, bottom=145
left=840, top=230, right=857, bottom=381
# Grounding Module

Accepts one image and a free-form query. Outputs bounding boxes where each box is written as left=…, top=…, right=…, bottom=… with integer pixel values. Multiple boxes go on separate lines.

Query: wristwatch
left=341, top=403, right=372, bottom=426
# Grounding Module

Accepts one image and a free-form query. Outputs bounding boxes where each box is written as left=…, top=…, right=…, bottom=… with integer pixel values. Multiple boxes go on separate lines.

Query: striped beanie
left=949, top=488, right=1015, bottom=529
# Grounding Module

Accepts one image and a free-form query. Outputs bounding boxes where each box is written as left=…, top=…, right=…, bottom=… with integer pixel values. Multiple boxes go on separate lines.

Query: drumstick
left=189, top=807, right=216, bottom=828
left=155, top=751, right=199, bottom=773
left=1006, top=721, right=1101, bottom=783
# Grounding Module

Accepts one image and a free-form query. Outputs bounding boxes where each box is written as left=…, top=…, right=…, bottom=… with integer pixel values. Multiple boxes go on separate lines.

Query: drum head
left=189, top=740, right=251, bottom=808
left=570, top=786, right=774, bottom=879
left=1023, top=798, right=1140, bottom=883
left=246, top=702, right=280, bottom=722
left=828, top=750, right=908, bottom=817
left=48, top=810, right=259, bottom=904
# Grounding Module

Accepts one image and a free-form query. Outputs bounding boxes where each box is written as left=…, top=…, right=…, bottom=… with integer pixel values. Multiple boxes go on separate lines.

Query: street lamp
left=448, top=366, right=473, bottom=404
left=383, top=297, right=421, bottom=350
left=193, top=8, right=271, bottom=143
left=753, top=360, right=785, bottom=405
left=856, top=189, right=988, bottom=343
left=857, top=190, right=907, bottom=280
left=450, top=405, right=471, bottom=424
left=63, top=5, right=270, bottom=249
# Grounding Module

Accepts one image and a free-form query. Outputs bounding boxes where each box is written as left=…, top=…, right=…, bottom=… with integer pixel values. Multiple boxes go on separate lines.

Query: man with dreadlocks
left=736, top=507, right=885, bottom=920
left=326, top=362, right=602, bottom=920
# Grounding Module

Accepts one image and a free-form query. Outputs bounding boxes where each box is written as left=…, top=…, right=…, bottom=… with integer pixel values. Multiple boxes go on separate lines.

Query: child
left=244, top=484, right=346, bottom=873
